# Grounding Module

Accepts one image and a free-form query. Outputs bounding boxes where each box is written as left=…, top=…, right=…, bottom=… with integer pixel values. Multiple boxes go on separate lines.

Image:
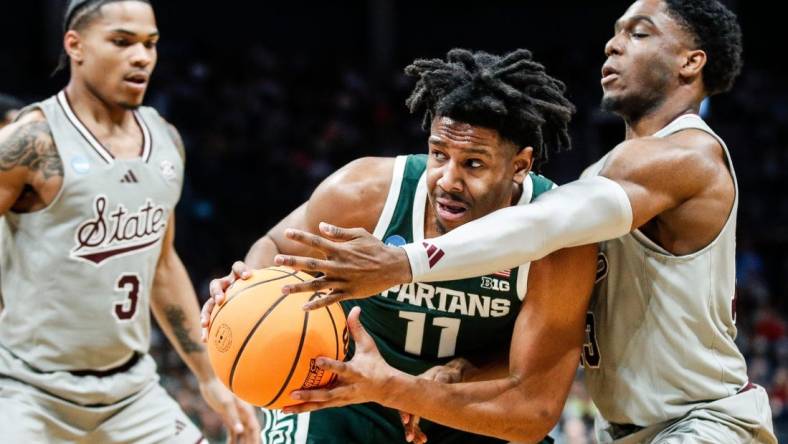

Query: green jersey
left=346, top=154, right=555, bottom=375
left=262, top=155, right=556, bottom=444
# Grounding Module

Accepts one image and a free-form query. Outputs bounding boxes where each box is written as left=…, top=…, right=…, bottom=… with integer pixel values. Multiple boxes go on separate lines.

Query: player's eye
left=112, top=38, right=131, bottom=47
left=466, top=159, right=483, bottom=169
left=144, top=40, right=157, bottom=49
left=432, top=151, right=447, bottom=161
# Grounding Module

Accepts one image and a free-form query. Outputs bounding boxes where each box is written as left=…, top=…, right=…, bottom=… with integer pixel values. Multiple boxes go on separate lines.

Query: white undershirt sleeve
left=402, top=176, right=632, bottom=282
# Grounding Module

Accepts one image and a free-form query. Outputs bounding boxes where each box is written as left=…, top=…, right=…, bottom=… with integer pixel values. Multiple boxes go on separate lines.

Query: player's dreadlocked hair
left=405, top=48, right=575, bottom=167
left=664, top=0, right=743, bottom=95
left=53, top=0, right=153, bottom=74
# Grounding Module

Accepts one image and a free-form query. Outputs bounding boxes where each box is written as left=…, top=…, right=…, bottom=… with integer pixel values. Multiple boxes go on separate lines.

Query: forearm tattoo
left=0, top=121, right=63, bottom=180
left=164, top=304, right=205, bottom=353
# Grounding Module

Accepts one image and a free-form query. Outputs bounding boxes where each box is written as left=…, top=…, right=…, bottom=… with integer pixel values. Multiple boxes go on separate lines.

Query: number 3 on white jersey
left=113, top=273, right=141, bottom=321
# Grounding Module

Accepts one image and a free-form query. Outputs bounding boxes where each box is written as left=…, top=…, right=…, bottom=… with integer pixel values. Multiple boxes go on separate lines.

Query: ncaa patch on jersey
left=160, top=160, right=177, bottom=182
left=385, top=234, right=406, bottom=247
left=70, top=155, right=90, bottom=175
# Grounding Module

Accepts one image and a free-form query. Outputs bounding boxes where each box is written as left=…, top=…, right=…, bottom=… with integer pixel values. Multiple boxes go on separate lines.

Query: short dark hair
left=54, top=0, right=153, bottom=74
left=664, top=0, right=743, bottom=96
left=405, top=48, right=575, bottom=167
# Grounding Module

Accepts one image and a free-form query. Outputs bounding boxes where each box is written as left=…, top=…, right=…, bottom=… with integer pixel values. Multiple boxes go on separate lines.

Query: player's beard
left=433, top=212, right=448, bottom=235
left=601, top=88, right=665, bottom=122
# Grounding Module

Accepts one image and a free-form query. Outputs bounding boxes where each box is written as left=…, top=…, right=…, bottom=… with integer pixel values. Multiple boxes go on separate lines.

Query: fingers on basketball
left=206, top=267, right=349, bottom=409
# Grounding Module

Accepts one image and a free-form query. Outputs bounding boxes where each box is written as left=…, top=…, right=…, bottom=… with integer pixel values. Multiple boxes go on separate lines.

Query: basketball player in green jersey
left=0, top=1, right=259, bottom=442
left=202, top=49, right=598, bottom=443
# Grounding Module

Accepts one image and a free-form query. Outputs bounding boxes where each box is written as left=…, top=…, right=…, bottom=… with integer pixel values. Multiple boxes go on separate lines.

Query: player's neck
left=64, top=80, right=135, bottom=129
left=623, top=92, right=703, bottom=140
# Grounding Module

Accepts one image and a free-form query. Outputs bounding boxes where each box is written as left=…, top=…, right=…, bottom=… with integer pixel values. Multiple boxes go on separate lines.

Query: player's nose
left=436, top=161, right=464, bottom=193
left=129, top=43, right=154, bottom=68
left=604, top=33, right=624, bottom=58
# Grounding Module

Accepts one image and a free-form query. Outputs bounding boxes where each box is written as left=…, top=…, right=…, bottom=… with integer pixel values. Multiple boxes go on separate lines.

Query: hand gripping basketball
left=284, top=306, right=400, bottom=413
left=201, top=261, right=252, bottom=342
left=205, top=267, right=348, bottom=409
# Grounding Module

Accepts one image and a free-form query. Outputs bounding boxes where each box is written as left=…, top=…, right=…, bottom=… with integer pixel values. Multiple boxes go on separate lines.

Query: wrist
left=398, top=244, right=421, bottom=283
left=197, top=374, right=220, bottom=386
left=383, top=368, right=414, bottom=408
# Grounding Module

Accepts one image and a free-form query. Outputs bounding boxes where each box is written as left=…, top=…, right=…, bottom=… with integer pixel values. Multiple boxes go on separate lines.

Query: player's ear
left=512, top=146, right=533, bottom=185
left=680, top=49, right=706, bottom=83
left=64, top=30, right=85, bottom=65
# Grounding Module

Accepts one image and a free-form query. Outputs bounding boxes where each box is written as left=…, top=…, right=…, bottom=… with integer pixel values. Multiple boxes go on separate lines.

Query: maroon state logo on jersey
left=70, top=194, right=169, bottom=265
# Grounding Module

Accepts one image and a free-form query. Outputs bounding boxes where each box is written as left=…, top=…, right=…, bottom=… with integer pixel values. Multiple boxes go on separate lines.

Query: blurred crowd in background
left=2, top=1, right=786, bottom=442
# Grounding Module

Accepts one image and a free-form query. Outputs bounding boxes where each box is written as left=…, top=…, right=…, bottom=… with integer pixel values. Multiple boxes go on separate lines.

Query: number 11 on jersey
left=399, top=311, right=461, bottom=358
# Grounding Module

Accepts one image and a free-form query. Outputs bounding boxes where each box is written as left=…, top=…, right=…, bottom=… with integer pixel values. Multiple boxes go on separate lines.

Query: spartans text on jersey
left=381, top=283, right=511, bottom=317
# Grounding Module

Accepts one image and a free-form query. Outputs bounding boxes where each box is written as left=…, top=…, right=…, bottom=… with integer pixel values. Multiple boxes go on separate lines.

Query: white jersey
left=581, top=114, right=748, bottom=426
left=0, top=91, right=183, bottom=404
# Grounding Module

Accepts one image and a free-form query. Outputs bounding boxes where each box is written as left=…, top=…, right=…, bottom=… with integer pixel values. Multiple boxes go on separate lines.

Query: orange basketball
left=207, top=266, right=348, bottom=409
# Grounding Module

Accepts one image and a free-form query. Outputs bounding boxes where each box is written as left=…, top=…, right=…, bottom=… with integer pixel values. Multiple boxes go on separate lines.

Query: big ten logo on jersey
left=70, top=194, right=169, bottom=266
left=380, top=283, right=511, bottom=318
left=481, top=276, right=510, bottom=292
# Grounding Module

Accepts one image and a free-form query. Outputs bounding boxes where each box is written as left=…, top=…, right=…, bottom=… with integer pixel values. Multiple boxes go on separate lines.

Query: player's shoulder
left=609, top=128, right=722, bottom=174
left=662, top=127, right=724, bottom=160
left=319, top=156, right=396, bottom=195
left=308, top=156, right=396, bottom=228
left=0, top=109, right=52, bottom=150
left=13, top=108, right=46, bottom=124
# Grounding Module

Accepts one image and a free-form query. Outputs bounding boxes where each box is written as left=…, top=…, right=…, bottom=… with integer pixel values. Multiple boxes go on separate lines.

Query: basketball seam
left=210, top=269, right=305, bottom=332
left=264, top=292, right=321, bottom=408
left=228, top=292, right=291, bottom=391
left=225, top=271, right=306, bottom=391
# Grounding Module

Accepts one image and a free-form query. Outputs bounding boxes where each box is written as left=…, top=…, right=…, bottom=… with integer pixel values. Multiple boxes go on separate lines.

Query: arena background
left=2, top=1, right=786, bottom=442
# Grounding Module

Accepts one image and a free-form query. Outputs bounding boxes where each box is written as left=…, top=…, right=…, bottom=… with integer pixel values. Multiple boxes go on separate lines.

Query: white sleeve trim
left=516, top=262, right=530, bottom=301
left=372, top=156, right=407, bottom=239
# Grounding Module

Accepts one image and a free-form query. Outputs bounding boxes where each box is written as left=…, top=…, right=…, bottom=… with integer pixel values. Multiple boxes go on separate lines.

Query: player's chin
left=600, top=92, right=624, bottom=113
left=118, top=97, right=144, bottom=110
left=118, top=85, right=148, bottom=107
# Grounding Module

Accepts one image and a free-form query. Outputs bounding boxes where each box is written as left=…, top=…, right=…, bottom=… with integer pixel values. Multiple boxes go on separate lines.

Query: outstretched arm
left=402, top=130, right=722, bottom=281
left=278, top=132, right=724, bottom=306
left=286, top=244, right=598, bottom=443
left=274, top=175, right=624, bottom=306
